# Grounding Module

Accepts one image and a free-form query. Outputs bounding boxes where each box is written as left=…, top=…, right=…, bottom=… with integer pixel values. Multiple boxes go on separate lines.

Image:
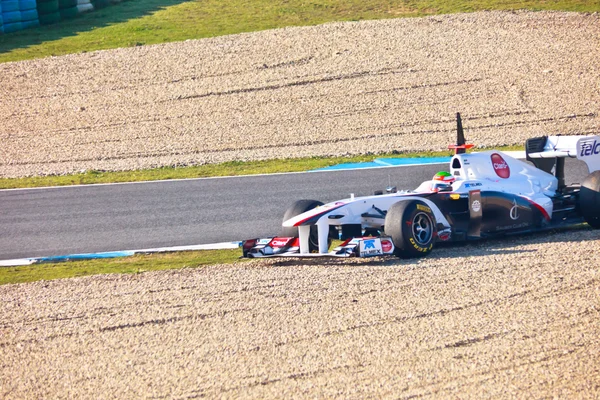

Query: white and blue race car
left=242, top=114, right=600, bottom=259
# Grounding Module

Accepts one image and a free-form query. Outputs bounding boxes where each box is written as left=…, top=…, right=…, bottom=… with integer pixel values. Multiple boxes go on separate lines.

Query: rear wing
left=526, top=135, right=600, bottom=187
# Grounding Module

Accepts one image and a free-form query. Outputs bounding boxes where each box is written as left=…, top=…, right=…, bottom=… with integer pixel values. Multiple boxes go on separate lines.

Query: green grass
left=1, top=0, right=598, bottom=63
left=0, top=146, right=523, bottom=189
left=0, top=249, right=246, bottom=285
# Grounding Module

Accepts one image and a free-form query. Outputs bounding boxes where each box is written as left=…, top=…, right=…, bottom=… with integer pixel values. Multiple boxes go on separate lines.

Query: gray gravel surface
left=1, top=11, right=599, bottom=177
left=1, top=228, right=599, bottom=398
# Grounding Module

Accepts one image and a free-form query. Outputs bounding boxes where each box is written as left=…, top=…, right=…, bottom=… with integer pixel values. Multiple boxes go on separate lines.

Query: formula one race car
left=242, top=114, right=600, bottom=259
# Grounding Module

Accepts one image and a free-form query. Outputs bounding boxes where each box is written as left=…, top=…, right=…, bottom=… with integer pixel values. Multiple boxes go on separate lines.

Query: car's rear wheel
left=580, top=171, right=600, bottom=228
left=385, top=200, right=437, bottom=258
left=281, top=199, right=331, bottom=252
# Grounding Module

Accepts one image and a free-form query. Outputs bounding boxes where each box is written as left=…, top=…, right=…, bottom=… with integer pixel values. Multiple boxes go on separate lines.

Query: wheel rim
left=412, top=212, right=433, bottom=245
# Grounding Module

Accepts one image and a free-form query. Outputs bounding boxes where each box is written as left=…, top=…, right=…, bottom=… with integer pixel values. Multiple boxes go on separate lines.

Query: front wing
left=242, top=237, right=395, bottom=258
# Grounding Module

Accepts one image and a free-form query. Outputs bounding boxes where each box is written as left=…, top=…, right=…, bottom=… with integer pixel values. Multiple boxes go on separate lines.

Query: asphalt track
left=0, top=159, right=589, bottom=261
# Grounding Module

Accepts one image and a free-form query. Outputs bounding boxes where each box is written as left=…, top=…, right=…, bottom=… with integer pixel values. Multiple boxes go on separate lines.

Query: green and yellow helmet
left=433, top=171, right=455, bottom=183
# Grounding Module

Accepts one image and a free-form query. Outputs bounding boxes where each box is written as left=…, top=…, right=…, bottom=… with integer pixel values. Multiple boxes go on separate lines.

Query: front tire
left=580, top=171, right=600, bottom=229
left=281, top=199, right=330, bottom=252
left=384, top=200, right=437, bottom=258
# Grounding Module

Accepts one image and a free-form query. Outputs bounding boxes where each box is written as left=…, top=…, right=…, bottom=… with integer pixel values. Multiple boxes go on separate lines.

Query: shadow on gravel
left=0, top=0, right=187, bottom=56
left=270, top=226, right=597, bottom=268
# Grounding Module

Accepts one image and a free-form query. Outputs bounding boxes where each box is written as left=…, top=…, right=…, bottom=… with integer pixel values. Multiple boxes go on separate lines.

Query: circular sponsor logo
left=491, top=153, right=510, bottom=179
left=381, top=239, right=393, bottom=253
left=472, top=199, right=481, bottom=212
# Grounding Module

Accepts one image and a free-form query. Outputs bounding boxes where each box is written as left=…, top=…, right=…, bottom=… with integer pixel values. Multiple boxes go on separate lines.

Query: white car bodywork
left=282, top=135, right=600, bottom=256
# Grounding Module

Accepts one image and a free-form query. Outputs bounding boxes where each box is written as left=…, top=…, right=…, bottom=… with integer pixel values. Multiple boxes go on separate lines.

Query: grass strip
left=0, top=1, right=598, bottom=63
left=0, top=249, right=247, bottom=285
left=0, top=146, right=523, bottom=189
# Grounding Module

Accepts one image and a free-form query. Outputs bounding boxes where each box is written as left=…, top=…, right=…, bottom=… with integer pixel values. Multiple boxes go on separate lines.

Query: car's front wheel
left=281, top=199, right=330, bottom=252
left=384, top=200, right=437, bottom=258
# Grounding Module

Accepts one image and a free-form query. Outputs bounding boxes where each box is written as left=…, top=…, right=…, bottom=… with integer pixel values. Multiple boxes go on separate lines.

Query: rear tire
left=281, top=199, right=331, bottom=252
left=385, top=200, right=436, bottom=258
left=580, top=171, right=600, bottom=229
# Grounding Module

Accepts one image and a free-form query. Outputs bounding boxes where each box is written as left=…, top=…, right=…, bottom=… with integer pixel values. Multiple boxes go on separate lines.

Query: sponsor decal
left=364, top=240, right=375, bottom=249
left=416, top=204, right=432, bottom=213
left=449, top=193, right=461, bottom=200
left=491, top=153, right=510, bottom=179
left=359, top=238, right=383, bottom=257
left=381, top=239, right=393, bottom=253
left=496, top=222, right=529, bottom=231
left=409, top=238, right=432, bottom=252
left=471, top=199, right=481, bottom=213
left=465, top=182, right=482, bottom=188
left=270, top=238, right=292, bottom=247
left=579, top=139, right=600, bottom=157
left=510, top=199, right=519, bottom=221
left=257, top=238, right=271, bottom=245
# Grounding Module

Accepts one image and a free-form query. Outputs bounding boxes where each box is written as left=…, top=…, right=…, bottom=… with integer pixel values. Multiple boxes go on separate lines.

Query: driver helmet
left=430, top=171, right=455, bottom=192
left=433, top=171, right=455, bottom=184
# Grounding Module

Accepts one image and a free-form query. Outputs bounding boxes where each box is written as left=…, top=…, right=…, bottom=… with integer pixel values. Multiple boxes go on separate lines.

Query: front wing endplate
left=242, top=237, right=395, bottom=258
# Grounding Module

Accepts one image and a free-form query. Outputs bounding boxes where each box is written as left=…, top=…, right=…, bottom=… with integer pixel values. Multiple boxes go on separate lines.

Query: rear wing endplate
left=526, top=135, right=600, bottom=174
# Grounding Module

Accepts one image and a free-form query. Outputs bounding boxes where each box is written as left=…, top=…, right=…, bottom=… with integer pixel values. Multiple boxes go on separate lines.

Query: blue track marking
left=315, top=157, right=451, bottom=171
left=37, top=251, right=136, bottom=263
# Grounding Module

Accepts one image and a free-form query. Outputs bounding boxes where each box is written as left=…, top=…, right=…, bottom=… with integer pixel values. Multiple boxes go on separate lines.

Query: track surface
left=0, top=164, right=440, bottom=260
left=1, top=228, right=599, bottom=399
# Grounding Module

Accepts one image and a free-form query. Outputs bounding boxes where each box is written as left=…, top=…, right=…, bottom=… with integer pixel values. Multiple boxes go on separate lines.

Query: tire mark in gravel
left=430, top=306, right=597, bottom=352
left=3, top=283, right=279, bottom=331
left=1, top=75, right=483, bottom=139
left=202, top=364, right=363, bottom=398
left=2, top=67, right=284, bottom=103
left=363, top=112, right=597, bottom=134
left=405, top=342, right=597, bottom=399
left=359, top=77, right=484, bottom=96
left=346, top=109, right=534, bottom=132
left=20, top=281, right=286, bottom=306
left=271, top=290, right=532, bottom=349
left=0, top=308, right=252, bottom=348
left=0, top=84, right=493, bottom=140
left=3, top=56, right=323, bottom=105
left=436, top=331, right=514, bottom=350
left=168, top=68, right=403, bottom=102
left=5, top=112, right=592, bottom=167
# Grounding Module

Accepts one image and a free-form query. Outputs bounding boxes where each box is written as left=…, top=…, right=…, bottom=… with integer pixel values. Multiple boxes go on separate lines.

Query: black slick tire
left=580, top=171, right=600, bottom=229
left=384, top=200, right=437, bottom=258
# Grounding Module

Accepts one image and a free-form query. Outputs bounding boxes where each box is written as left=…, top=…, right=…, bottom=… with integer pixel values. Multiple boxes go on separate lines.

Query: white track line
left=0, top=242, right=242, bottom=267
